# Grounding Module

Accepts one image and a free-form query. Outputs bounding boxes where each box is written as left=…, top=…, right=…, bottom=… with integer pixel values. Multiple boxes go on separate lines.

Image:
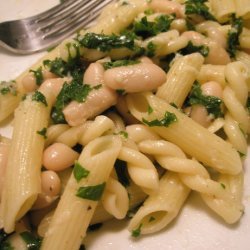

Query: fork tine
left=43, top=0, right=113, bottom=39
left=37, top=0, right=97, bottom=30
left=34, top=0, right=78, bottom=22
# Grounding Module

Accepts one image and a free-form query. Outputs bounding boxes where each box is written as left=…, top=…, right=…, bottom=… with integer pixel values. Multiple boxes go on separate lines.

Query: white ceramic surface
left=0, top=1, right=249, bottom=249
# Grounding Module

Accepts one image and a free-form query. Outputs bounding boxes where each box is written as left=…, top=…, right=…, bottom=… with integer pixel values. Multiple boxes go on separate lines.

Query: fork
left=0, top=0, right=114, bottom=54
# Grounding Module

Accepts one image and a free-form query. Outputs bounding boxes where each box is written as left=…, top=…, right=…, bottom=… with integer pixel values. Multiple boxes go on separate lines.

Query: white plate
left=0, top=1, right=250, bottom=249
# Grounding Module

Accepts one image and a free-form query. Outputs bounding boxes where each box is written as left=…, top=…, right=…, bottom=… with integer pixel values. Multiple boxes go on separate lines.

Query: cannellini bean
left=41, top=170, right=61, bottom=197
left=39, top=78, right=68, bottom=105
left=190, top=105, right=211, bottom=128
left=83, top=62, right=105, bottom=85
left=103, top=63, right=166, bottom=93
left=149, top=0, right=185, bottom=18
left=21, top=69, right=57, bottom=93
left=201, top=81, right=223, bottom=99
left=43, top=143, right=79, bottom=171
left=63, top=85, right=118, bottom=126
left=182, top=31, right=230, bottom=65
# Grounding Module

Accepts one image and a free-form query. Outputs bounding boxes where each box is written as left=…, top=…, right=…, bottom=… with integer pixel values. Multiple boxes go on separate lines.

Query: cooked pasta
left=0, top=0, right=249, bottom=249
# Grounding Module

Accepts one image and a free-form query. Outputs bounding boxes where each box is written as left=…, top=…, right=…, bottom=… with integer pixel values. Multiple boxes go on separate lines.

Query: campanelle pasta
left=0, top=0, right=249, bottom=249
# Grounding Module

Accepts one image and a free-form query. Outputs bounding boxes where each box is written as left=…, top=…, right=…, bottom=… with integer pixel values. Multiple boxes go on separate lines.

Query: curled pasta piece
left=223, top=62, right=249, bottom=143
left=128, top=172, right=190, bottom=234
left=118, top=146, right=159, bottom=195
left=138, top=139, right=244, bottom=224
left=101, top=177, right=129, bottom=219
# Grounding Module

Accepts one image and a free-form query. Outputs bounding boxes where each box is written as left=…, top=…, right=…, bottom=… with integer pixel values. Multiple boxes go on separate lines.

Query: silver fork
left=0, top=0, right=114, bottom=54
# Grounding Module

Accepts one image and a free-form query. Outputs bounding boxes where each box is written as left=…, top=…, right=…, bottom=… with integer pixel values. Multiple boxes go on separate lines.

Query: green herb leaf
left=227, top=15, right=243, bottom=58
left=20, top=231, right=42, bottom=250
left=114, top=159, right=130, bottom=187
left=180, top=41, right=209, bottom=57
left=186, top=81, right=223, bottom=118
left=142, top=111, right=177, bottom=127
left=149, top=216, right=156, bottom=222
left=185, top=0, right=216, bottom=21
left=0, top=81, right=17, bottom=96
left=37, top=127, right=47, bottom=139
left=77, top=32, right=136, bottom=52
left=103, top=59, right=140, bottom=70
left=76, top=183, right=106, bottom=201
left=147, top=105, right=153, bottom=114
left=146, top=41, right=157, bottom=57
left=30, top=66, right=44, bottom=86
left=73, top=162, right=90, bottom=182
left=32, top=91, right=48, bottom=106
left=220, top=183, right=226, bottom=189
left=132, top=223, right=143, bottom=237
left=133, top=15, right=174, bottom=39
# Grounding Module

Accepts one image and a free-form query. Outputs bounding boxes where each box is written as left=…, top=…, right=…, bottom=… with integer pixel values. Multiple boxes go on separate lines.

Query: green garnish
left=133, top=15, right=174, bottom=39
left=30, top=66, right=43, bottom=86
left=73, top=162, right=90, bottom=182
left=32, top=91, right=48, bottom=107
left=121, top=1, right=129, bottom=5
left=103, top=59, right=140, bottom=70
left=76, top=183, right=106, bottom=201
left=149, top=216, right=156, bottom=222
left=220, top=183, right=226, bottom=189
left=115, top=131, right=129, bottom=139
left=185, top=0, right=216, bottom=21
left=51, top=80, right=99, bottom=124
left=238, top=151, right=246, bottom=158
left=77, top=32, right=136, bottom=52
left=180, top=41, right=209, bottom=57
left=147, top=105, right=153, bottom=114
left=132, top=223, right=143, bottom=237
left=186, top=81, right=223, bottom=118
left=20, top=231, right=42, bottom=250
left=114, top=159, right=130, bottom=187
left=142, top=111, right=178, bottom=127
left=144, top=9, right=154, bottom=15
left=0, top=81, right=17, bottom=96
left=146, top=41, right=157, bottom=57
left=37, top=127, right=47, bottom=139
left=227, top=15, right=243, bottom=58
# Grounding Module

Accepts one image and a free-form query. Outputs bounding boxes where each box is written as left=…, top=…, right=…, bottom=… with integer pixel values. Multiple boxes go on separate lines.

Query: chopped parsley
left=30, top=66, right=44, bottom=86
left=142, top=111, right=177, bottom=127
left=114, top=159, right=130, bottom=187
left=115, top=130, right=129, bottom=139
left=144, top=9, right=154, bottom=15
left=227, top=15, right=243, bottom=58
left=77, top=32, right=136, bottom=52
left=76, top=183, right=106, bottom=201
left=131, top=223, right=143, bottom=237
left=37, top=127, right=47, bottom=139
left=32, top=91, right=48, bottom=107
left=132, top=15, right=174, bottom=39
left=146, top=41, right=157, bottom=57
left=238, top=151, right=246, bottom=158
left=149, top=216, right=156, bottom=222
left=220, top=183, right=226, bottom=189
left=51, top=80, right=100, bottom=124
left=102, top=59, right=140, bottom=70
left=0, top=81, right=17, bottom=96
left=147, top=105, right=153, bottom=114
left=20, top=231, right=42, bottom=250
left=185, top=0, right=216, bottom=21
left=180, top=41, right=209, bottom=57
left=73, top=162, right=90, bottom=182
left=186, top=81, right=223, bottom=118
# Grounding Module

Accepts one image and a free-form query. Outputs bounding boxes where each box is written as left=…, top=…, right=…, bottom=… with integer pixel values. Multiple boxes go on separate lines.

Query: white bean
left=41, top=170, right=61, bottom=197
left=43, top=143, right=79, bottom=171
left=190, top=105, right=211, bottom=128
left=83, top=62, right=105, bottom=85
left=201, top=81, right=223, bottom=99
left=103, top=63, right=166, bottom=93
left=63, top=86, right=118, bottom=126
